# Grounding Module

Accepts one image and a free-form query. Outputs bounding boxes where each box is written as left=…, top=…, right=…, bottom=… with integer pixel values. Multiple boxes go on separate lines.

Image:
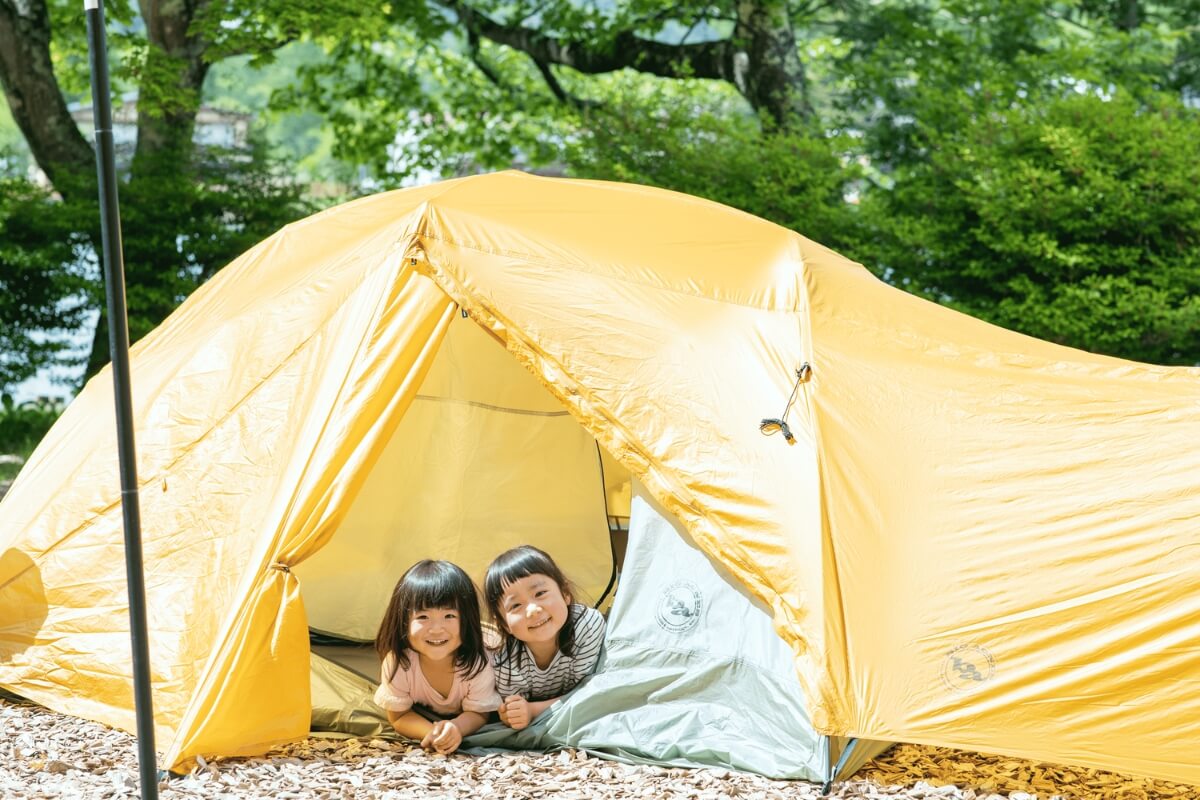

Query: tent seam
left=796, top=254, right=854, bottom=737
left=412, top=243, right=810, bottom=714
left=414, top=231, right=805, bottom=313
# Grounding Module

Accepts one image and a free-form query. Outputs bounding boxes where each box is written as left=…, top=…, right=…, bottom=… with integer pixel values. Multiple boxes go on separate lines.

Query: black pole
left=83, top=2, right=159, bottom=798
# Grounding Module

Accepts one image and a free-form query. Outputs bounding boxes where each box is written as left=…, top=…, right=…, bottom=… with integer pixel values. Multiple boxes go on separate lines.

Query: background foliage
left=857, top=91, right=1200, bottom=363
left=0, top=0, right=1197, bottom=421
left=0, top=395, right=62, bottom=474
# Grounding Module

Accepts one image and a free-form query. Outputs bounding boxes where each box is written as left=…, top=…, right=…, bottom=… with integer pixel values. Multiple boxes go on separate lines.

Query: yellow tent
left=0, top=172, right=1197, bottom=783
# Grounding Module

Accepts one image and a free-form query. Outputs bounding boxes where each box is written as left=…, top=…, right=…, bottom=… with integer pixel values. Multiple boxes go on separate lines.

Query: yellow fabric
left=804, top=258, right=1200, bottom=779
left=0, top=190, right=460, bottom=769
left=0, top=172, right=1196, bottom=784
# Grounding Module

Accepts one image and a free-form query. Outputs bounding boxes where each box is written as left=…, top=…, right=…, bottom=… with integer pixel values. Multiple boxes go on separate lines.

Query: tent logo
left=656, top=581, right=703, bottom=634
left=941, top=644, right=995, bottom=692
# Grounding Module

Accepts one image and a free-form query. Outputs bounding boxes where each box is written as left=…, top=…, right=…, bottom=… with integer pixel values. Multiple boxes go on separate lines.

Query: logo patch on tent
left=655, top=581, right=703, bottom=634
left=941, top=644, right=995, bottom=692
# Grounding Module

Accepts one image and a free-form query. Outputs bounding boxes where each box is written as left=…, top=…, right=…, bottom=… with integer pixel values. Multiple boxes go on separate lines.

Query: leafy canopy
left=857, top=90, right=1200, bottom=364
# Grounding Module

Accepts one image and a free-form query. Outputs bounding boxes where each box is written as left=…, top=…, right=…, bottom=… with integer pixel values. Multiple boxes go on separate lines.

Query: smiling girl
left=374, top=560, right=501, bottom=754
left=484, top=545, right=606, bottom=730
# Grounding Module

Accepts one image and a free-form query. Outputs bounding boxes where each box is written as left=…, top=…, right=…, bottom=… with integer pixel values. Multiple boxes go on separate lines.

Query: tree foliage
left=0, top=0, right=315, bottom=393
left=834, top=1, right=1200, bottom=364
left=0, top=178, right=94, bottom=389
left=564, top=76, right=862, bottom=254
left=264, top=0, right=859, bottom=184
left=857, top=91, right=1200, bottom=364
left=0, top=394, right=62, bottom=463
left=1, top=0, right=1199, bottom=402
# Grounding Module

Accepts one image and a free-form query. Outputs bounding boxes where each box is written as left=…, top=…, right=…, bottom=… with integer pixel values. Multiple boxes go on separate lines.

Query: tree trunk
left=1114, top=0, right=1140, bottom=32
left=0, top=0, right=95, bottom=195
left=84, top=0, right=213, bottom=377
left=733, top=0, right=812, bottom=125
left=133, top=0, right=212, bottom=169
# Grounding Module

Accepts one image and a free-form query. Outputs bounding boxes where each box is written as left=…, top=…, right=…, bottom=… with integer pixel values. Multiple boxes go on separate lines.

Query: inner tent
left=296, top=310, right=630, bottom=648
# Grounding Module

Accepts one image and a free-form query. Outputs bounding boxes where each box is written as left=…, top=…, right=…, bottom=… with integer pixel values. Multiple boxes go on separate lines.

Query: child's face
left=407, top=606, right=462, bottom=661
left=499, top=573, right=570, bottom=646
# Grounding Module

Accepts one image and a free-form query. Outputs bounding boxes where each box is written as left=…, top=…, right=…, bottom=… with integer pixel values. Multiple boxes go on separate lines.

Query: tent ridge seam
left=414, top=231, right=803, bottom=313
left=422, top=261, right=818, bottom=729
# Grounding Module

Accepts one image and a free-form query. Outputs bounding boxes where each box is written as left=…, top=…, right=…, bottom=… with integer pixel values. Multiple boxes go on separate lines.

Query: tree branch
left=215, top=32, right=300, bottom=60
left=447, top=0, right=736, bottom=82
left=466, top=28, right=506, bottom=89
left=532, top=58, right=600, bottom=108
left=445, top=0, right=812, bottom=126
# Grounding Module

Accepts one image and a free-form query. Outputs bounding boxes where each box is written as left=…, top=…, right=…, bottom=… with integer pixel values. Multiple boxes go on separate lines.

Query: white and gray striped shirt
left=493, top=604, right=605, bottom=701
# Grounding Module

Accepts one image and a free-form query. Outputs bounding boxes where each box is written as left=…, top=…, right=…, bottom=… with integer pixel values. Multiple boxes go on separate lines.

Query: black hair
left=375, top=559, right=487, bottom=681
left=484, top=545, right=579, bottom=666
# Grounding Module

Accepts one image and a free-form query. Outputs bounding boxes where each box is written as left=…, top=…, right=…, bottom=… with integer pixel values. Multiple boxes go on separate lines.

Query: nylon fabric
left=803, top=258, right=1200, bottom=781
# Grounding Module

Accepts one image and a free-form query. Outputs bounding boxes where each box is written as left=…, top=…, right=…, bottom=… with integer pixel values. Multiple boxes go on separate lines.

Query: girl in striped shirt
left=485, top=545, right=606, bottom=730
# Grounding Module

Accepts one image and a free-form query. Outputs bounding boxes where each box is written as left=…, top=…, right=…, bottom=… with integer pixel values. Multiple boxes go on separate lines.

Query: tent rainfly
left=0, top=172, right=1197, bottom=784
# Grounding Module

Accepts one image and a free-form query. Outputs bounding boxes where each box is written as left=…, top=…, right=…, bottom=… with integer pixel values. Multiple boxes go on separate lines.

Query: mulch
left=1, top=697, right=1193, bottom=799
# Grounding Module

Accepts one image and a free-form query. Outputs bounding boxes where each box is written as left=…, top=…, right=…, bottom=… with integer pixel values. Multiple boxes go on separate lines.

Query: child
left=484, top=545, right=606, bottom=730
left=374, top=560, right=501, bottom=754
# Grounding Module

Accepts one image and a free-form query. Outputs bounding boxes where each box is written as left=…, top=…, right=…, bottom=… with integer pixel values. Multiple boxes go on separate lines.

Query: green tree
left=858, top=91, right=1200, bottom=364
left=4, top=0, right=1200, bottom=388
left=834, top=1, right=1200, bottom=364
left=266, top=0, right=867, bottom=184
left=0, top=0, right=319, bottom=393
left=564, top=75, right=862, bottom=253
left=0, top=179, right=94, bottom=389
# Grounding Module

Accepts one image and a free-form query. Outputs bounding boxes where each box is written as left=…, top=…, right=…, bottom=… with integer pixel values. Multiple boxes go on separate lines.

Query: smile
left=527, top=618, right=551, bottom=630
left=426, top=639, right=449, bottom=646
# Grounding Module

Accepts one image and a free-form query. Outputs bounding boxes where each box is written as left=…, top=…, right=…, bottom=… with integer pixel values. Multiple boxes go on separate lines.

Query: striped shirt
left=493, top=604, right=605, bottom=701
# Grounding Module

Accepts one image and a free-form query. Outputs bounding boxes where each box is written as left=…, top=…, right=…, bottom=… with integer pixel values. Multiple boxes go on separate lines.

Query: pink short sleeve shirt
left=375, top=650, right=502, bottom=717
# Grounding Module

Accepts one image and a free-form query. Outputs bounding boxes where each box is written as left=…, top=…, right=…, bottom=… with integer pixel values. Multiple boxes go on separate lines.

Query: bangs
left=488, top=549, right=556, bottom=596
left=377, top=559, right=487, bottom=680
left=484, top=545, right=568, bottom=610
left=402, top=562, right=474, bottom=612
left=484, top=545, right=578, bottom=661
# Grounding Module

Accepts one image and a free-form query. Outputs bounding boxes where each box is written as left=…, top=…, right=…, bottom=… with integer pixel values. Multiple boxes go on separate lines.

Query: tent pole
left=820, top=734, right=833, bottom=794
left=84, top=2, right=159, bottom=798
left=822, top=737, right=861, bottom=796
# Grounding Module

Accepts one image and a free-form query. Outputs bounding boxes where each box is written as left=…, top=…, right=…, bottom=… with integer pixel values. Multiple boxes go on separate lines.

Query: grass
left=0, top=446, right=34, bottom=482
left=0, top=397, right=63, bottom=484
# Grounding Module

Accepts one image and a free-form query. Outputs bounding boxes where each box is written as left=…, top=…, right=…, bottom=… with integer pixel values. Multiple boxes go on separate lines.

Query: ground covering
left=0, top=698, right=1191, bottom=799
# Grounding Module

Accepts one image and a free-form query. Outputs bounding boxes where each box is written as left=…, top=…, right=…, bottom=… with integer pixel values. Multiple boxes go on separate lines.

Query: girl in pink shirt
left=374, top=560, right=501, bottom=754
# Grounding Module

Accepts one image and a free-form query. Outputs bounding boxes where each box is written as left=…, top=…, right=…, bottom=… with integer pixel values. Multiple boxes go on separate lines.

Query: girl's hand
left=421, top=720, right=463, bottom=754
left=501, top=695, right=531, bottom=730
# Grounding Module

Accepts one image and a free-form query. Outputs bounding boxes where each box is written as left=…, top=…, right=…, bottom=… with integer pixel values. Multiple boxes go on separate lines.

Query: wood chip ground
left=1, top=698, right=1193, bottom=799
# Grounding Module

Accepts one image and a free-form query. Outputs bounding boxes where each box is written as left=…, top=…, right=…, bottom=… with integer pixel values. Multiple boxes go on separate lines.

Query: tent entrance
left=295, top=310, right=630, bottom=643
left=294, top=310, right=889, bottom=781
left=298, top=308, right=630, bottom=739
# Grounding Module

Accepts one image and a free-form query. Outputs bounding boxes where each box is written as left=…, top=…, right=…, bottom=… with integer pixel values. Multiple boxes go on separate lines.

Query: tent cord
left=593, top=441, right=619, bottom=609
left=760, top=363, right=811, bottom=444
